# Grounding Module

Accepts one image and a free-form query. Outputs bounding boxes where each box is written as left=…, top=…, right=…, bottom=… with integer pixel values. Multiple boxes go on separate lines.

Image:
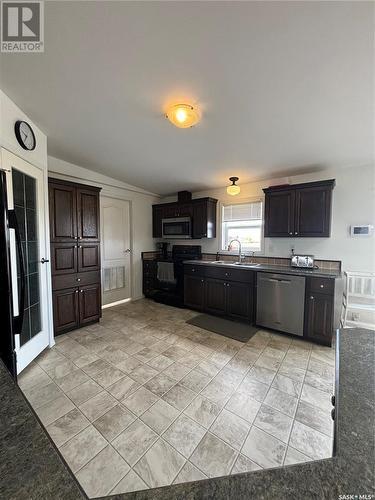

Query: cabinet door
left=152, top=206, right=163, bottom=238
left=226, top=281, right=254, bottom=322
left=305, top=292, right=334, bottom=345
left=77, top=188, right=100, bottom=241
left=264, top=190, right=295, bottom=237
left=49, top=183, right=77, bottom=242
left=184, top=275, right=205, bottom=310
left=295, top=186, right=332, bottom=237
left=78, top=243, right=100, bottom=272
left=51, top=243, right=78, bottom=275
left=192, top=200, right=208, bottom=238
left=205, top=278, right=226, bottom=315
left=79, top=283, right=101, bottom=325
left=53, top=287, right=79, bottom=334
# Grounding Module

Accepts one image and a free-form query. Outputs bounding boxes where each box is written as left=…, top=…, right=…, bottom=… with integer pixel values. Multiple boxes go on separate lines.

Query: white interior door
left=100, top=196, right=131, bottom=306
left=2, top=149, right=50, bottom=374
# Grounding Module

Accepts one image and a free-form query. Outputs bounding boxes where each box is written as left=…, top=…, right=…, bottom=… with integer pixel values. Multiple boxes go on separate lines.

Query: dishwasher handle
left=260, top=277, right=291, bottom=284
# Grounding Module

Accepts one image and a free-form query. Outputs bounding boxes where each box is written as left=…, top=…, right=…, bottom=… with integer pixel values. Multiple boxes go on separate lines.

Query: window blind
left=223, top=201, right=262, bottom=222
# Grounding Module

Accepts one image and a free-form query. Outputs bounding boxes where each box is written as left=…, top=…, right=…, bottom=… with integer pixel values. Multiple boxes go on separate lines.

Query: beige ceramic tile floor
left=19, top=299, right=335, bottom=498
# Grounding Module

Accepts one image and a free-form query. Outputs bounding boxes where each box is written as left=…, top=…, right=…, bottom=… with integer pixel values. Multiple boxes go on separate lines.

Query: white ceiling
left=0, top=1, right=373, bottom=195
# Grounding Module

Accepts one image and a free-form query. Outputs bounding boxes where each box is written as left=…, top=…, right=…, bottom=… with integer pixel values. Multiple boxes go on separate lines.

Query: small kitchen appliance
left=291, top=254, right=314, bottom=268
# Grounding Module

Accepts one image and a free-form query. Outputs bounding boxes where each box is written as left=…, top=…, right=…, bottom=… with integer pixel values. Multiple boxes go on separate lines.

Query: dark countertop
left=1, top=328, right=373, bottom=500
left=183, top=259, right=342, bottom=278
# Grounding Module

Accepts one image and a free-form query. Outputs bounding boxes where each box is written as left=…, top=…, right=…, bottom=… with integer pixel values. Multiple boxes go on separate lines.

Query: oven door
left=162, top=217, right=191, bottom=239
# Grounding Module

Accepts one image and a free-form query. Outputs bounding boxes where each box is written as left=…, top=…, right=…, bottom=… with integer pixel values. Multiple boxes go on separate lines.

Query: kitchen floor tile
left=59, top=425, right=107, bottom=473
left=93, top=405, right=136, bottom=442
left=225, top=392, right=261, bottom=424
left=134, top=439, right=185, bottom=488
left=180, top=369, right=211, bottom=393
left=289, top=420, right=332, bottom=459
left=264, top=387, right=298, bottom=417
left=129, top=364, right=159, bottom=385
left=35, top=394, right=75, bottom=426
left=122, top=386, right=158, bottom=416
left=110, top=470, right=149, bottom=494
left=271, top=374, right=302, bottom=398
left=301, top=383, right=332, bottom=412
left=284, top=446, right=313, bottom=465
left=173, top=461, right=207, bottom=484
left=242, top=426, right=286, bottom=468
left=210, top=409, right=250, bottom=450
left=112, top=420, right=158, bottom=466
left=190, top=432, right=237, bottom=478
left=141, top=399, right=180, bottom=434
left=23, top=382, right=62, bottom=409
left=91, top=366, right=126, bottom=389
left=254, top=404, right=294, bottom=443
left=231, top=454, right=262, bottom=474
left=66, top=379, right=102, bottom=406
left=184, top=395, right=221, bottom=428
left=147, top=354, right=174, bottom=371
left=46, top=408, right=90, bottom=447
left=237, top=377, right=269, bottom=403
left=163, top=413, right=206, bottom=458
left=79, top=391, right=117, bottom=421
left=76, top=445, right=129, bottom=498
left=295, top=400, right=333, bottom=437
left=107, top=375, right=140, bottom=401
left=144, top=372, right=176, bottom=397
left=163, top=383, right=197, bottom=411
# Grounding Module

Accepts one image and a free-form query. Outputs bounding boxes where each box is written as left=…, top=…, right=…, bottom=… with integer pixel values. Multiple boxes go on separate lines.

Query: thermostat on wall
left=350, top=225, right=373, bottom=237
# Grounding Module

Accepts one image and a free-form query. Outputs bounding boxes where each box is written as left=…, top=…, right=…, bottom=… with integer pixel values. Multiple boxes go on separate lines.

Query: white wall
left=161, top=165, right=375, bottom=273
left=48, top=156, right=160, bottom=299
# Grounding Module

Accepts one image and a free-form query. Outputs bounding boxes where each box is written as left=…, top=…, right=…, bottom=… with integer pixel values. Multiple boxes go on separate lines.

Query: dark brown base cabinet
left=183, top=264, right=338, bottom=346
left=304, top=278, right=335, bottom=345
left=184, top=265, right=254, bottom=323
left=49, top=178, right=102, bottom=335
left=264, top=179, right=335, bottom=237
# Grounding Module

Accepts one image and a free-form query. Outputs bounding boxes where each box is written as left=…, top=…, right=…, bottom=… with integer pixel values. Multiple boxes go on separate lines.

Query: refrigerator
left=0, top=170, right=24, bottom=380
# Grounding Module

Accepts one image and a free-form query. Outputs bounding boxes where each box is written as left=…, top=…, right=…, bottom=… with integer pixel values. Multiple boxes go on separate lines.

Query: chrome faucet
left=228, top=239, right=243, bottom=263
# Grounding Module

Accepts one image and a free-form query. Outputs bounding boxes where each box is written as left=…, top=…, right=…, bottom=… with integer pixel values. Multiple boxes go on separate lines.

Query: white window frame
left=219, top=197, right=265, bottom=256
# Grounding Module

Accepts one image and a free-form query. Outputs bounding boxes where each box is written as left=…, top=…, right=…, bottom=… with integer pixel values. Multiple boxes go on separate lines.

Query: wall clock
left=14, top=120, right=36, bottom=151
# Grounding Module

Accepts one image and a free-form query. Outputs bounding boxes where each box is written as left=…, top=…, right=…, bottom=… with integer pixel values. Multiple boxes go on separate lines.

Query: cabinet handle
left=310, top=296, right=314, bottom=300
left=289, top=232, right=293, bottom=235
left=79, top=245, right=82, bottom=248
left=227, top=283, right=230, bottom=287
left=80, top=290, right=84, bottom=293
left=74, top=245, right=77, bottom=249
left=77, top=278, right=81, bottom=282
left=201, top=279, right=204, bottom=283
left=295, top=232, right=298, bottom=235
left=40, top=258, right=49, bottom=264
left=320, top=284, right=324, bottom=288
left=75, top=290, right=78, bottom=294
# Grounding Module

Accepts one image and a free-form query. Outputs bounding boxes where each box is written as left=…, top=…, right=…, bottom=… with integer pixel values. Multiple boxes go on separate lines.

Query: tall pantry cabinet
left=48, top=178, right=102, bottom=335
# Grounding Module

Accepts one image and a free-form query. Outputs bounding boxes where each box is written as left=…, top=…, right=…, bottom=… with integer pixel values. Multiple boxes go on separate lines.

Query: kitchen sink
left=209, top=261, right=262, bottom=267
left=233, top=262, right=262, bottom=267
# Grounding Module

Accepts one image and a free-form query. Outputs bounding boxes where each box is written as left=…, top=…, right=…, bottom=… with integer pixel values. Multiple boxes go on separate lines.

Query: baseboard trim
left=102, top=298, right=132, bottom=309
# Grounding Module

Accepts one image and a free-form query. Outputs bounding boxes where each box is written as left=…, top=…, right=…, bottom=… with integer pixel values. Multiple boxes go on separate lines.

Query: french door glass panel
left=12, top=169, right=41, bottom=346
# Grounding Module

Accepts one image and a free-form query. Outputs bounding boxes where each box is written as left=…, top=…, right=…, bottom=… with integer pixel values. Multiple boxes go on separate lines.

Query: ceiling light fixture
left=227, top=177, right=240, bottom=196
left=166, top=104, right=200, bottom=128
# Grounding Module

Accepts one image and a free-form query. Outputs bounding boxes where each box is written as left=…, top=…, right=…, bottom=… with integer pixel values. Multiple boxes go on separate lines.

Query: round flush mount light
left=227, top=177, right=240, bottom=196
left=165, top=104, right=200, bottom=128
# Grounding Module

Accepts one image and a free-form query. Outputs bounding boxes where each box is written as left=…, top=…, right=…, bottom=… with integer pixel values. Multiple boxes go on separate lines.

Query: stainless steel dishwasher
left=256, top=272, right=306, bottom=336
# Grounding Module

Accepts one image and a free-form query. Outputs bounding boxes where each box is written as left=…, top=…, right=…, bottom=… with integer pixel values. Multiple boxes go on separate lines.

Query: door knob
left=40, top=258, right=49, bottom=264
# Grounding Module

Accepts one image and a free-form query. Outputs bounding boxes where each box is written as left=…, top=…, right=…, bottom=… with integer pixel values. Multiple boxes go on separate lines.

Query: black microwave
left=162, top=217, right=192, bottom=239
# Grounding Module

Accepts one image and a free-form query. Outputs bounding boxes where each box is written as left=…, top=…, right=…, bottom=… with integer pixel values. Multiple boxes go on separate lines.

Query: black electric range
left=151, top=245, right=202, bottom=307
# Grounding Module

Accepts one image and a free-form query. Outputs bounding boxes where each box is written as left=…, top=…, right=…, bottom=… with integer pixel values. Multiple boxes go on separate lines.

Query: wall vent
left=103, top=267, right=125, bottom=291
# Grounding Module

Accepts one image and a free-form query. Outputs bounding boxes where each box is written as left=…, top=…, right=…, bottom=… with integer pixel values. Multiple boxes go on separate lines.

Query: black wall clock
left=14, top=120, right=36, bottom=151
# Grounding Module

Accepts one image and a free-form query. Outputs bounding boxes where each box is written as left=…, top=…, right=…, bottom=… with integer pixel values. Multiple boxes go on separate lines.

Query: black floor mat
left=186, top=314, right=259, bottom=342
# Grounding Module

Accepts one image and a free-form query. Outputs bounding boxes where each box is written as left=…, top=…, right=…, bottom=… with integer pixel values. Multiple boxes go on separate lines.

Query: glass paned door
left=12, top=169, right=41, bottom=347
left=2, top=149, right=50, bottom=374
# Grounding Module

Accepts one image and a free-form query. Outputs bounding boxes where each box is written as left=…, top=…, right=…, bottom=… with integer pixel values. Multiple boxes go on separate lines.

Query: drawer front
left=205, top=266, right=254, bottom=284
left=184, top=264, right=206, bottom=277
left=309, top=277, right=334, bottom=295
left=53, top=271, right=100, bottom=290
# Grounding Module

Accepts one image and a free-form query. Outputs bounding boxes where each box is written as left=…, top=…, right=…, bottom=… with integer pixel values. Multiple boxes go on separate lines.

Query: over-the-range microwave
left=162, top=217, right=192, bottom=239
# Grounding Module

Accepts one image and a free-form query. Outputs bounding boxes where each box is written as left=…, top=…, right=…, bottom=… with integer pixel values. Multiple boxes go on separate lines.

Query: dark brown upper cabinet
left=49, top=182, right=77, bottom=241
left=152, top=197, right=217, bottom=239
left=264, top=179, right=335, bottom=237
left=77, top=188, right=100, bottom=241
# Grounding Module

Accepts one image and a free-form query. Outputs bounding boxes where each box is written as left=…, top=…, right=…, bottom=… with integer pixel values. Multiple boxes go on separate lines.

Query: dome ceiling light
left=227, top=176, right=240, bottom=196
left=165, top=104, right=200, bottom=128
